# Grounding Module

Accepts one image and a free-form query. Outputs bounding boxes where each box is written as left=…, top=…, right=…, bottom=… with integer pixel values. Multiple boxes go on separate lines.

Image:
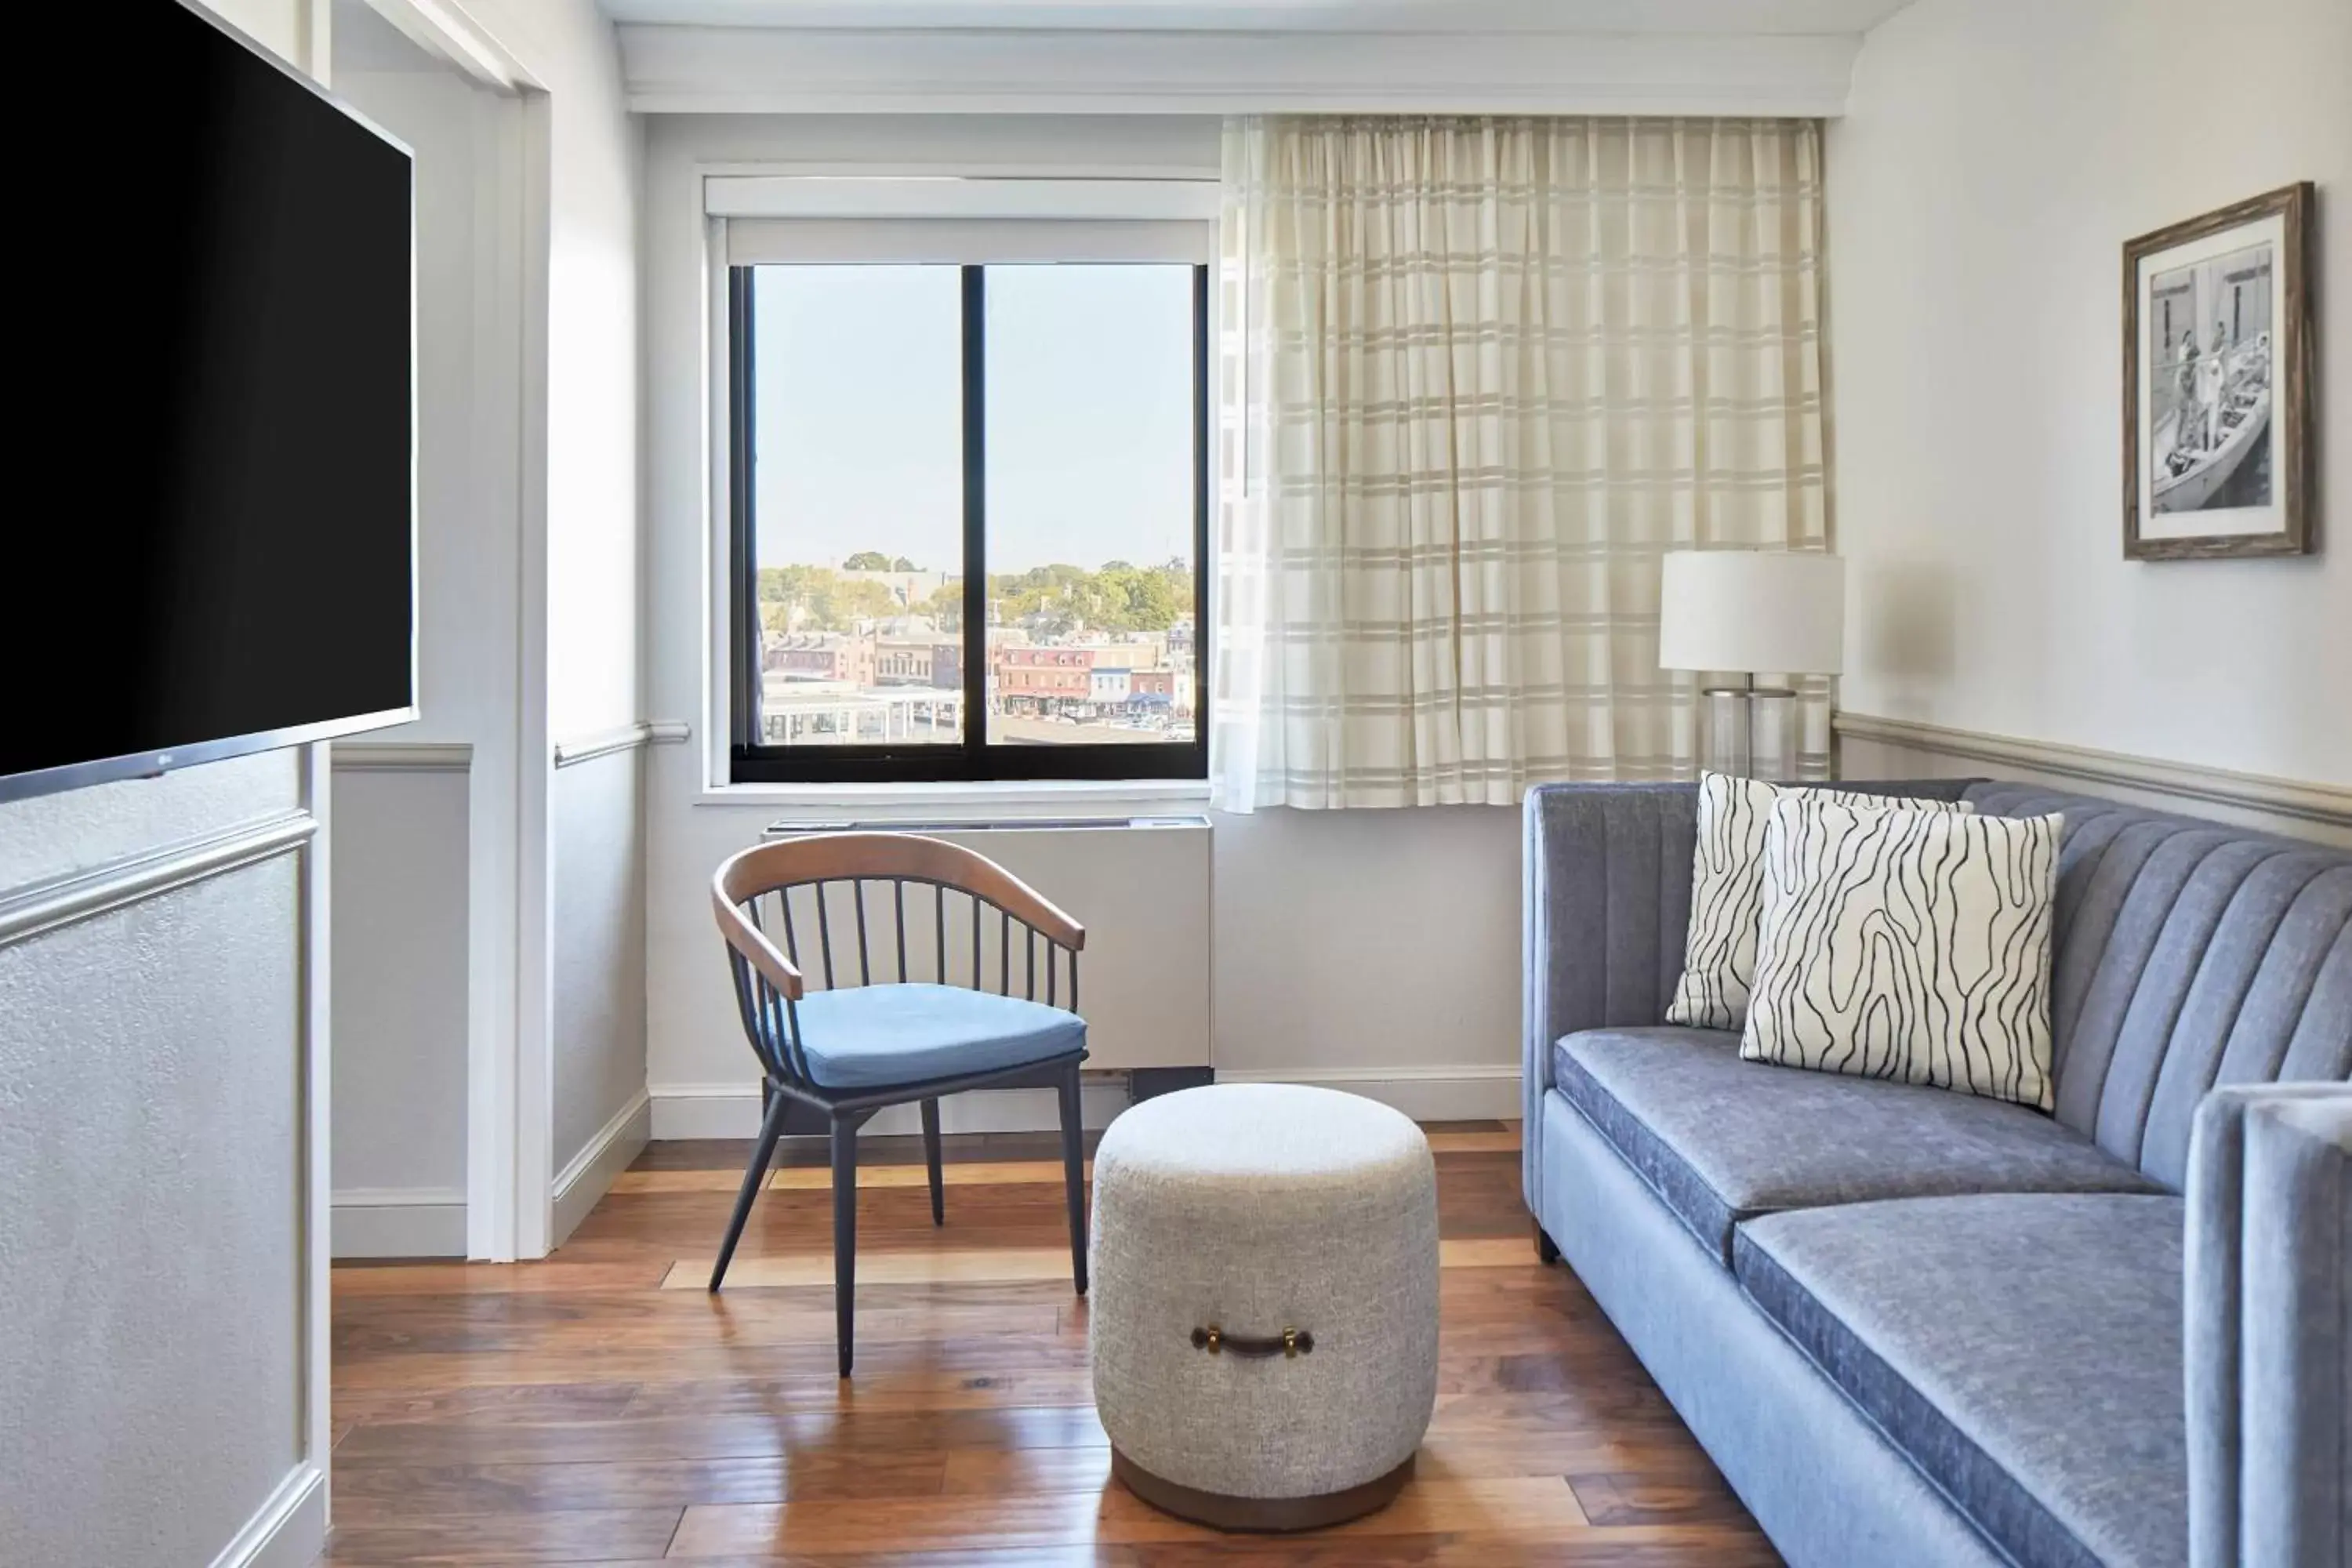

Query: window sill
left=694, top=777, right=1213, bottom=823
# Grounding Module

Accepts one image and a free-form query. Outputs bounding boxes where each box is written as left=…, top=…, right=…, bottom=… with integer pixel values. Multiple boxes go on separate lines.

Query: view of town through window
left=749, top=262, right=1198, bottom=750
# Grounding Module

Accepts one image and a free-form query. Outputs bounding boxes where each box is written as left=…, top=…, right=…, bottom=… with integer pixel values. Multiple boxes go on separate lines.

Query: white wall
left=1211, top=808, right=1523, bottom=1103
left=1828, top=0, right=2351, bottom=787
left=0, top=7, right=332, bottom=1561
left=470, top=0, right=647, bottom=742
left=202, top=0, right=314, bottom=63
left=640, top=114, right=1524, bottom=1133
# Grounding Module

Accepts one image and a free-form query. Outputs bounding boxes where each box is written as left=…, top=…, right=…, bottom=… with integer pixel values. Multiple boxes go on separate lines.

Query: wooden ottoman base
left=1111, top=1448, right=1415, bottom=1534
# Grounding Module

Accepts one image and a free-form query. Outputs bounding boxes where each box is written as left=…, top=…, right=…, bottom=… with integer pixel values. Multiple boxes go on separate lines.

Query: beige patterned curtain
left=1214, top=116, right=1831, bottom=811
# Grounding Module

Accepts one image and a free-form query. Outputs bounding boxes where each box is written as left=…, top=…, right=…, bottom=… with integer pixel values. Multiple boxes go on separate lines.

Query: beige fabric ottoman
left=1088, top=1083, right=1440, bottom=1530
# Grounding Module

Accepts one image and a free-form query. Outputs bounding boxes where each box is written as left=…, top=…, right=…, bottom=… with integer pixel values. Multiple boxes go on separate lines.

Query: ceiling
left=597, top=0, right=1919, bottom=34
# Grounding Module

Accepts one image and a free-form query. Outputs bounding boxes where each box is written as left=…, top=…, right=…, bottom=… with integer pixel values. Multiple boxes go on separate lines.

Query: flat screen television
left=1, top=0, right=416, bottom=804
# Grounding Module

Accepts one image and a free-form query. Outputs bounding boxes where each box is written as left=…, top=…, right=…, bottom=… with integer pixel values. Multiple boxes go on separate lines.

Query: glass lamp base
left=1700, top=688, right=1797, bottom=780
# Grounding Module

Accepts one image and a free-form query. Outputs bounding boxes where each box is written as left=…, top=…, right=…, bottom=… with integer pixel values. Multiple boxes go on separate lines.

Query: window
left=728, top=257, right=1207, bottom=784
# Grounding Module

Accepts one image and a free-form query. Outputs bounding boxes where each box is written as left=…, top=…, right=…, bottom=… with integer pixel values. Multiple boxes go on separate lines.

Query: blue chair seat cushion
left=1734, top=1192, right=2187, bottom=1568
left=1554, top=1026, right=2161, bottom=1268
left=792, top=983, right=1086, bottom=1091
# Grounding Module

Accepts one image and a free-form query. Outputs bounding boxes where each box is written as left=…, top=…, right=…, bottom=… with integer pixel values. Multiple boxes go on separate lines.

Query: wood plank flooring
left=327, top=1120, right=1778, bottom=1565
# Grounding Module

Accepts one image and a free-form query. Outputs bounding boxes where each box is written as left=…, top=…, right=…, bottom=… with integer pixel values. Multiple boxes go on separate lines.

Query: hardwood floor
left=326, top=1121, right=1779, bottom=1565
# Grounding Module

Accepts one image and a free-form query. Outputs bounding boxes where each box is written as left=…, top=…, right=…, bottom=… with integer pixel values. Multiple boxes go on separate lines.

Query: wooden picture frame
left=2122, top=182, right=2314, bottom=560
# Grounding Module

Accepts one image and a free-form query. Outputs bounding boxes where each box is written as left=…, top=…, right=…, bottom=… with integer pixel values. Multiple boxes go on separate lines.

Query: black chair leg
left=710, top=1087, right=788, bottom=1292
left=1058, top=1062, right=1087, bottom=1297
left=920, top=1097, right=945, bottom=1227
left=832, top=1112, right=859, bottom=1377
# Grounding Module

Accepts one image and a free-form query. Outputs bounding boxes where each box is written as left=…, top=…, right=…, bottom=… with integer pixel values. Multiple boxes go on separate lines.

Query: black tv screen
left=2, top=0, right=414, bottom=803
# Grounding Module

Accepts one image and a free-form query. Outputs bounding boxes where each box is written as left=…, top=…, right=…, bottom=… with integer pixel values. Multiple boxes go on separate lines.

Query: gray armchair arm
left=2187, top=1083, right=2352, bottom=1568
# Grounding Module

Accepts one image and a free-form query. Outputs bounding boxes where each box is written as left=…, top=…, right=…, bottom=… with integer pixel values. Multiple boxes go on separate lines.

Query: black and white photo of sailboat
left=2148, top=243, right=2273, bottom=513
left=2122, top=182, right=2310, bottom=560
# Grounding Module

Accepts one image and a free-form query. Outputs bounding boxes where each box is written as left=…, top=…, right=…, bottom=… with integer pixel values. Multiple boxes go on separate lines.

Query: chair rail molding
left=617, top=25, right=1861, bottom=117
left=554, top=720, right=691, bottom=768
left=0, top=809, right=318, bottom=951
left=207, top=1460, right=325, bottom=1568
left=1833, top=712, right=2352, bottom=834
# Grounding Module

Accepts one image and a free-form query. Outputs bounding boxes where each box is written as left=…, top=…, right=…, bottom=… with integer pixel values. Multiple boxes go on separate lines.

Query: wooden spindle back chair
left=710, top=833, right=1089, bottom=1376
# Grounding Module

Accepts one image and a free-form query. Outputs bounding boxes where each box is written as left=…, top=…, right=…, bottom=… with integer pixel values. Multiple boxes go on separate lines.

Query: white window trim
left=727, top=217, right=1211, bottom=265
left=692, top=777, right=1214, bottom=818
left=706, top=175, right=1218, bottom=223
left=700, top=173, right=1219, bottom=808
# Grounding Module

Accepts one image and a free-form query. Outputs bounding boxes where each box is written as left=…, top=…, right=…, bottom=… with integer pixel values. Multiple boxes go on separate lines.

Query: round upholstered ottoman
left=1088, top=1083, right=1439, bottom=1530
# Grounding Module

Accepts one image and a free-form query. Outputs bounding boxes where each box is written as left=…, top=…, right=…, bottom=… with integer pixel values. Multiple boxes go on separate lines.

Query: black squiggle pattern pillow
left=1667, top=773, right=1973, bottom=1033
left=1739, top=797, right=2062, bottom=1109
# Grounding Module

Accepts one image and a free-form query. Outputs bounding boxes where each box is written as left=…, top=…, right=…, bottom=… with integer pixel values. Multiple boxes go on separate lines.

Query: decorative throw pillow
left=1740, top=798, right=2063, bottom=1110
left=1666, top=774, right=1974, bottom=1032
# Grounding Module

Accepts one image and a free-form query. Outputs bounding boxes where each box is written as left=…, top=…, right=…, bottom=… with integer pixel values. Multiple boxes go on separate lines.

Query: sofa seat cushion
left=1553, top=1027, right=2162, bottom=1267
left=1734, top=1193, right=2188, bottom=1568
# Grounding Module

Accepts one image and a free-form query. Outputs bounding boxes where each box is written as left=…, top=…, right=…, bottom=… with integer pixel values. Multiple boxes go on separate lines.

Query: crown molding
left=602, top=0, right=1914, bottom=31
left=619, top=25, right=1860, bottom=116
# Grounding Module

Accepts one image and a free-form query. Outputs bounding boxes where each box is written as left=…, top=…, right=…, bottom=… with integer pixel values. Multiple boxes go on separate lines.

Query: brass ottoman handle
left=1191, top=1324, right=1314, bottom=1358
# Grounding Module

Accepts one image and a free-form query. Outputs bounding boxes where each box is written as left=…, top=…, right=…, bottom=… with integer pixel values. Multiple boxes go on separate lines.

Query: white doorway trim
left=357, top=0, right=554, bottom=1261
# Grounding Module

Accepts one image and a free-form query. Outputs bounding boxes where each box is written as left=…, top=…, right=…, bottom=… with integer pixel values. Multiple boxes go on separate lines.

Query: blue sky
left=752, top=263, right=1195, bottom=575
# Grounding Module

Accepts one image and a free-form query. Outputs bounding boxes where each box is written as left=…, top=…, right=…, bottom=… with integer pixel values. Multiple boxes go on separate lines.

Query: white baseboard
left=649, top=1065, right=1520, bottom=1140
left=332, top=1187, right=468, bottom=1258
left=649, top=1080, right=1130, bottom=1141
left=553, top=1088, right=652, bottom=1244
left=210, top=1462, right=325, bottom=1568
left=1213, top=1064, right=1523, bottom=1121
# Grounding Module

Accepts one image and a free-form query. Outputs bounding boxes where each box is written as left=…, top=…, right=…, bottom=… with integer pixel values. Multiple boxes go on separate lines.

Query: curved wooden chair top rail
left=711, top=832, right=1086, bottom=1004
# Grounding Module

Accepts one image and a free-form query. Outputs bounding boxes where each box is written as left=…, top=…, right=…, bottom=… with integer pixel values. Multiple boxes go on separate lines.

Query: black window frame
left=728, top=260, right=1210, bottom=786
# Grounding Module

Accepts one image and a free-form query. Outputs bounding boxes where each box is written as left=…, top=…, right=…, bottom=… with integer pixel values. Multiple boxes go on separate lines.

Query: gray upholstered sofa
left=1521, top=779, right=2350, bottom=1568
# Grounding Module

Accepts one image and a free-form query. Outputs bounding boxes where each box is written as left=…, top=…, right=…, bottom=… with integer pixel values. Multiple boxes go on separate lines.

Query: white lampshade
left=1657, top=550, right=1845, bottom=676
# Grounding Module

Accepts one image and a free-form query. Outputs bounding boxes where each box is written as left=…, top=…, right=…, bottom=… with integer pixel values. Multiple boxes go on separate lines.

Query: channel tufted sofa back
left=1520, top=779, right=2352, bottom=1203
left=1961, top=783, right=2351, bottom=1190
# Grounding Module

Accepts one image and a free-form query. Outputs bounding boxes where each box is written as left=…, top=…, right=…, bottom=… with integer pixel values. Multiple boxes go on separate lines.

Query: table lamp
left=1657, top=550, right=1845, bottom=780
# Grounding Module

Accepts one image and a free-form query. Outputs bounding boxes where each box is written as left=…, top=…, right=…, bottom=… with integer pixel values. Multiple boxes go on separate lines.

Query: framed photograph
left=2123, top=182, right=2313, bottom=560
